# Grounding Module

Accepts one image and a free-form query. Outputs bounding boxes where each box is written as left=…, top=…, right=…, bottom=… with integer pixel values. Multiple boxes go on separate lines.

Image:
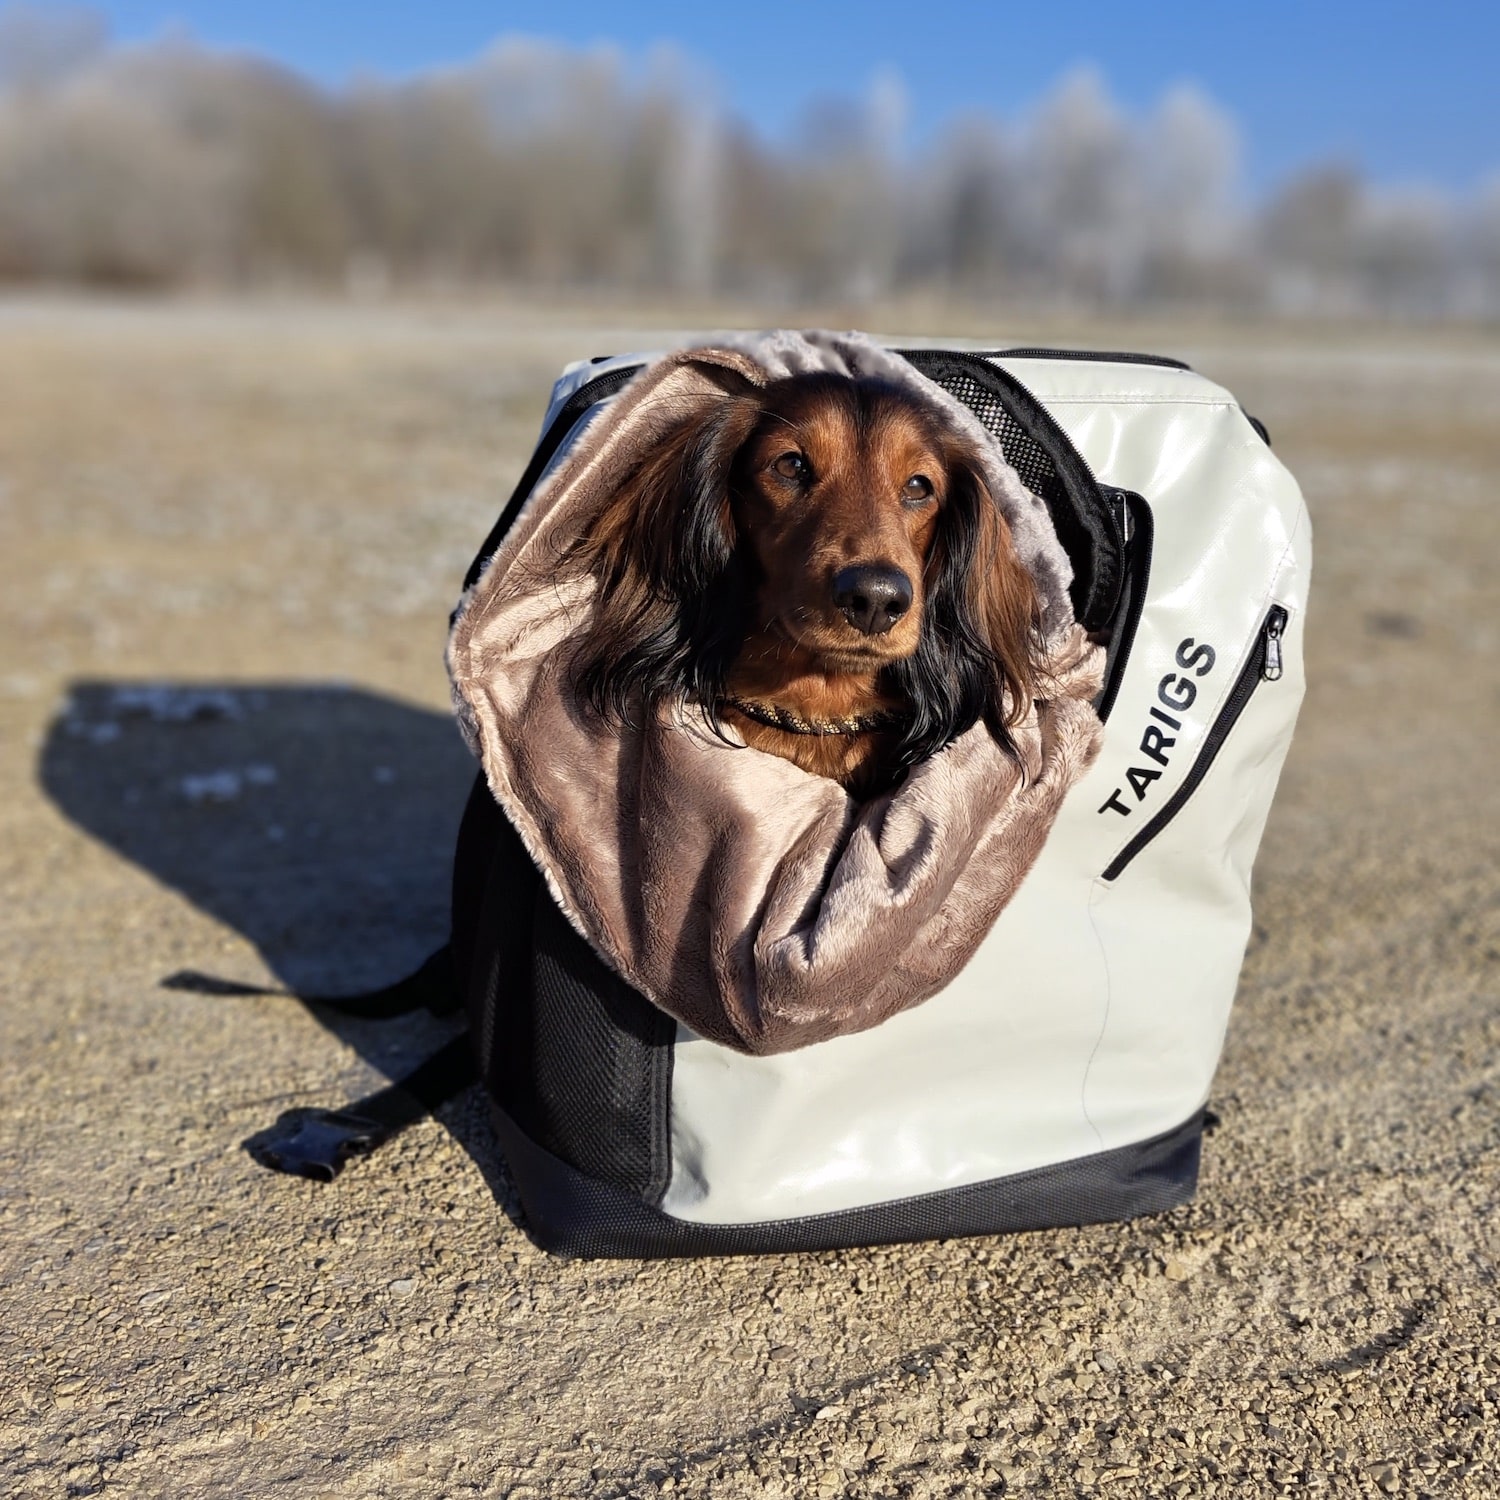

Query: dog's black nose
left=833, top=565, right=913, bottom=636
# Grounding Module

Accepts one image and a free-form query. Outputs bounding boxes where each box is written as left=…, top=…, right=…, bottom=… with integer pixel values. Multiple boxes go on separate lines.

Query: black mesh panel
left=934, top=370, right=1069, bottom=516
left=524, top=892, right=675, bottom=1203
left=462, top=795, right=675, bottom=1207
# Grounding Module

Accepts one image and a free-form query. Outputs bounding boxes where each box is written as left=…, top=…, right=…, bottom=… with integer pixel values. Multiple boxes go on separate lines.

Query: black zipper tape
left=460, top=362, right=645, bottom=595
left=1101, top=605, right=1289, bottom=882
left=985, top=347, right=1192, bottom=371
left=1095, top=491, right=1154, bottom=724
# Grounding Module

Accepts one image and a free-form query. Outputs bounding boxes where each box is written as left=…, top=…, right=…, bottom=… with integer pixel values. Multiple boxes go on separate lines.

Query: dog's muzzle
left=833, top=564, right=913, bottom=635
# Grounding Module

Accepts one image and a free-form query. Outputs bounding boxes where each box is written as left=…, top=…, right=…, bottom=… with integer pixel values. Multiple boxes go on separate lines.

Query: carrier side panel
left=662, top=846, right=1108, bottom=1224
left=661, top=365, right=1309, bottom=1226
left=1080, top=525, right=1309, bottom=1138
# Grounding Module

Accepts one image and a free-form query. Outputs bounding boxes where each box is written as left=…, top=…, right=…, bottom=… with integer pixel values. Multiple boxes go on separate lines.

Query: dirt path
left=2, top=300, right=1497, bottom=1498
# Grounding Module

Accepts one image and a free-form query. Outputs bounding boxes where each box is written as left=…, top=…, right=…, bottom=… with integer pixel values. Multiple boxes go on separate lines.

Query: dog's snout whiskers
left=832, top=564, right=913, bottom=636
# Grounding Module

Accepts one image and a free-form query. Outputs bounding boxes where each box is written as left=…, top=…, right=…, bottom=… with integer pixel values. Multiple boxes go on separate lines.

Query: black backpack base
left=232, top=335, right=1304, bottom=1260
left=491, top=1099, right=1204, bottom=1260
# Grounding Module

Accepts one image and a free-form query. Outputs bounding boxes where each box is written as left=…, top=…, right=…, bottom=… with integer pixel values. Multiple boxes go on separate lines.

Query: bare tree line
left=2, top=4, right=1498, bottom=316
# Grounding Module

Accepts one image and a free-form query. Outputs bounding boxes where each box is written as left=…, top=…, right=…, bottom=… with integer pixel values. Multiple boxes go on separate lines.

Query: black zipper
left=1094, top=490, right=1153, bottom=724
left=898, top=349, right=1126, bottom=632
left=1101, top=605, right=1289, bottom=882
left=460, top=362, right=645, bottom=594
left=984, top=347, right=1192, bottom=371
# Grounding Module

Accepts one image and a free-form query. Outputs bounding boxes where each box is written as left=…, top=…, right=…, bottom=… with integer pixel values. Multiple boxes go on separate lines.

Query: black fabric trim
left=985, top=347, right=1192, bottom=371
left=491, top=1106, right=1203, bottom=1259
left=461, top=790, right=676, bottom=1207
left=1242, top=409, right=1272, bottom=447
left=1094, top=491, right=1154, bottom=725
left=897, top=350, right=1125, bottom=632
left=463, top=791, right=544, bottom=1099
left=451, top=771, right=504, bottom=1005
left=459, top=363, right=644, bottom=596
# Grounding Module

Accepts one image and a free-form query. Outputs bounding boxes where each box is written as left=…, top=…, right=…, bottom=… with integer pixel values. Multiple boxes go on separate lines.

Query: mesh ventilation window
left=465, top=805, right=675, bottom=1206
left=525, top=890, right=675, bottom=1203
left=932, top=371, right=1069, bottom=517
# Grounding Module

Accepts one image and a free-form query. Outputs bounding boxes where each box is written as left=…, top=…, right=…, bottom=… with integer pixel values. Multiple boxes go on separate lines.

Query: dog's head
left=567, top=370, right=1044, bottom=765
left=730, top=373, right=952, bottom=672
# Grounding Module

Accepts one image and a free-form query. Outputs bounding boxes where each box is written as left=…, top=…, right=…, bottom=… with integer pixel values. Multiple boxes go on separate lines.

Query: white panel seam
left=1042, top=395, right=1239, bottom=408
left=1079, top=880, right=1112, bottom=1152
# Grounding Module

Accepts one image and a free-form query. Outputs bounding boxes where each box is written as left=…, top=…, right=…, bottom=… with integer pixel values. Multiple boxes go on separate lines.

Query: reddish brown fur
left=569, top=374, right=1041, bottom=797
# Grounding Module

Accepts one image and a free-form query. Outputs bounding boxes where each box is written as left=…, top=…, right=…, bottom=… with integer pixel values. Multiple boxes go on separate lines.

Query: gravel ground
left=1, top=298, right=1497, bottom=1499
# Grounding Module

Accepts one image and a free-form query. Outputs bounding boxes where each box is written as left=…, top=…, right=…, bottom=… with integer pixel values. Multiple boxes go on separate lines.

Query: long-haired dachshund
left=566, top=372, right=1044, bottom=798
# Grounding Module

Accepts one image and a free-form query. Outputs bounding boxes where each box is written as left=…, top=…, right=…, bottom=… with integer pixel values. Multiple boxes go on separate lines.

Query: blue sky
left=87, top=0, right=1499, bottom=194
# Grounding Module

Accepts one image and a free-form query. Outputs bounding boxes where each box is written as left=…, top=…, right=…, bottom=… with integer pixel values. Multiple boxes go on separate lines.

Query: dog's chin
left=808, top=648, right=899, bottom=676
left=757, top=616, right=918, bottom=676
left=798, top=634, right=918, bottom=676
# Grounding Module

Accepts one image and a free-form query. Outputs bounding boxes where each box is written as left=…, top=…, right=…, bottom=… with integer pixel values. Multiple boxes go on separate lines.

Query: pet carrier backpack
left=257, top=333, right=1310, bottom=1260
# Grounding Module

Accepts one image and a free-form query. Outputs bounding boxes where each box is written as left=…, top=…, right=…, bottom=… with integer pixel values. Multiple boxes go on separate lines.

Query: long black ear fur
left=571, top=397, right=762, bottom=727
left=885, top=460, right=1024, bottom=767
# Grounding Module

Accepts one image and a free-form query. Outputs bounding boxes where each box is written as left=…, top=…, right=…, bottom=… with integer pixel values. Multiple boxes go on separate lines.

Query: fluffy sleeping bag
left=447, top=331, right=1104, bottom=1054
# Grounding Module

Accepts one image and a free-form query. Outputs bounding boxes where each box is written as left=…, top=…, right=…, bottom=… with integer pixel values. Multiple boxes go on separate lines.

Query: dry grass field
left=1, top=296, right=1497, bottom=1498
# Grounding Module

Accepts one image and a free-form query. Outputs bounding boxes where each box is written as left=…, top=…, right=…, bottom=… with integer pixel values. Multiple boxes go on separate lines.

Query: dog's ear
left=892, top=449, right=1041, bottom=765
left=568, top=393, right=765, bottom=723
left=964, top=469, right=1041, bottom=730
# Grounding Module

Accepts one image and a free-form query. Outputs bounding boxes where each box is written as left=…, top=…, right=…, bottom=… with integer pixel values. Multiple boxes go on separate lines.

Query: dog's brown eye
left=772, top=452, right=809, bottom=482
left=903, top=474, right=935, bottom=504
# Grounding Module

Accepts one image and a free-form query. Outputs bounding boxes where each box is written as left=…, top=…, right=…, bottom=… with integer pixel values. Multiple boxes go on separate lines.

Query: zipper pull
left=1261, top=608, right=1287, bottom=682
left=1103, top=487, right=1133, bottom=543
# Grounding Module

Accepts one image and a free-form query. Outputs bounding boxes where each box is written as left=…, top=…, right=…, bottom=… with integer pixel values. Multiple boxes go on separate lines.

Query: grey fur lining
left=445, top=330, right=1104, bottom=1055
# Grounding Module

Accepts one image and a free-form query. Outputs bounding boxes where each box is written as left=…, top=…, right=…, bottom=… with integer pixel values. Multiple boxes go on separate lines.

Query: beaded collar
left=719, top=694, right=909, bottom=738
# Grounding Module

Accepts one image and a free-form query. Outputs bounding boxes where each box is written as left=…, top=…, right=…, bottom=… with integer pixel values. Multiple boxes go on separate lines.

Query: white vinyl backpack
left=428, top=338, right=1312, bottom=1257
left=253, top=337, right=1310, bottom=1259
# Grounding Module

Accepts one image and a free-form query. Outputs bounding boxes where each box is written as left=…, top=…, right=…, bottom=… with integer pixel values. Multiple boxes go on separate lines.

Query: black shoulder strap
left=244, top=1034, right=477, bottom=1182
left=165, top=946, right=476, bottom=1181
left=160, top=943, right=461, bottom=1018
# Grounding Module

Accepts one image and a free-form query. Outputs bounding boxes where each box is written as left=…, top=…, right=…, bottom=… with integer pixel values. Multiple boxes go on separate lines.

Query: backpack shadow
left=37, top=679, right=520, bottom=1214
